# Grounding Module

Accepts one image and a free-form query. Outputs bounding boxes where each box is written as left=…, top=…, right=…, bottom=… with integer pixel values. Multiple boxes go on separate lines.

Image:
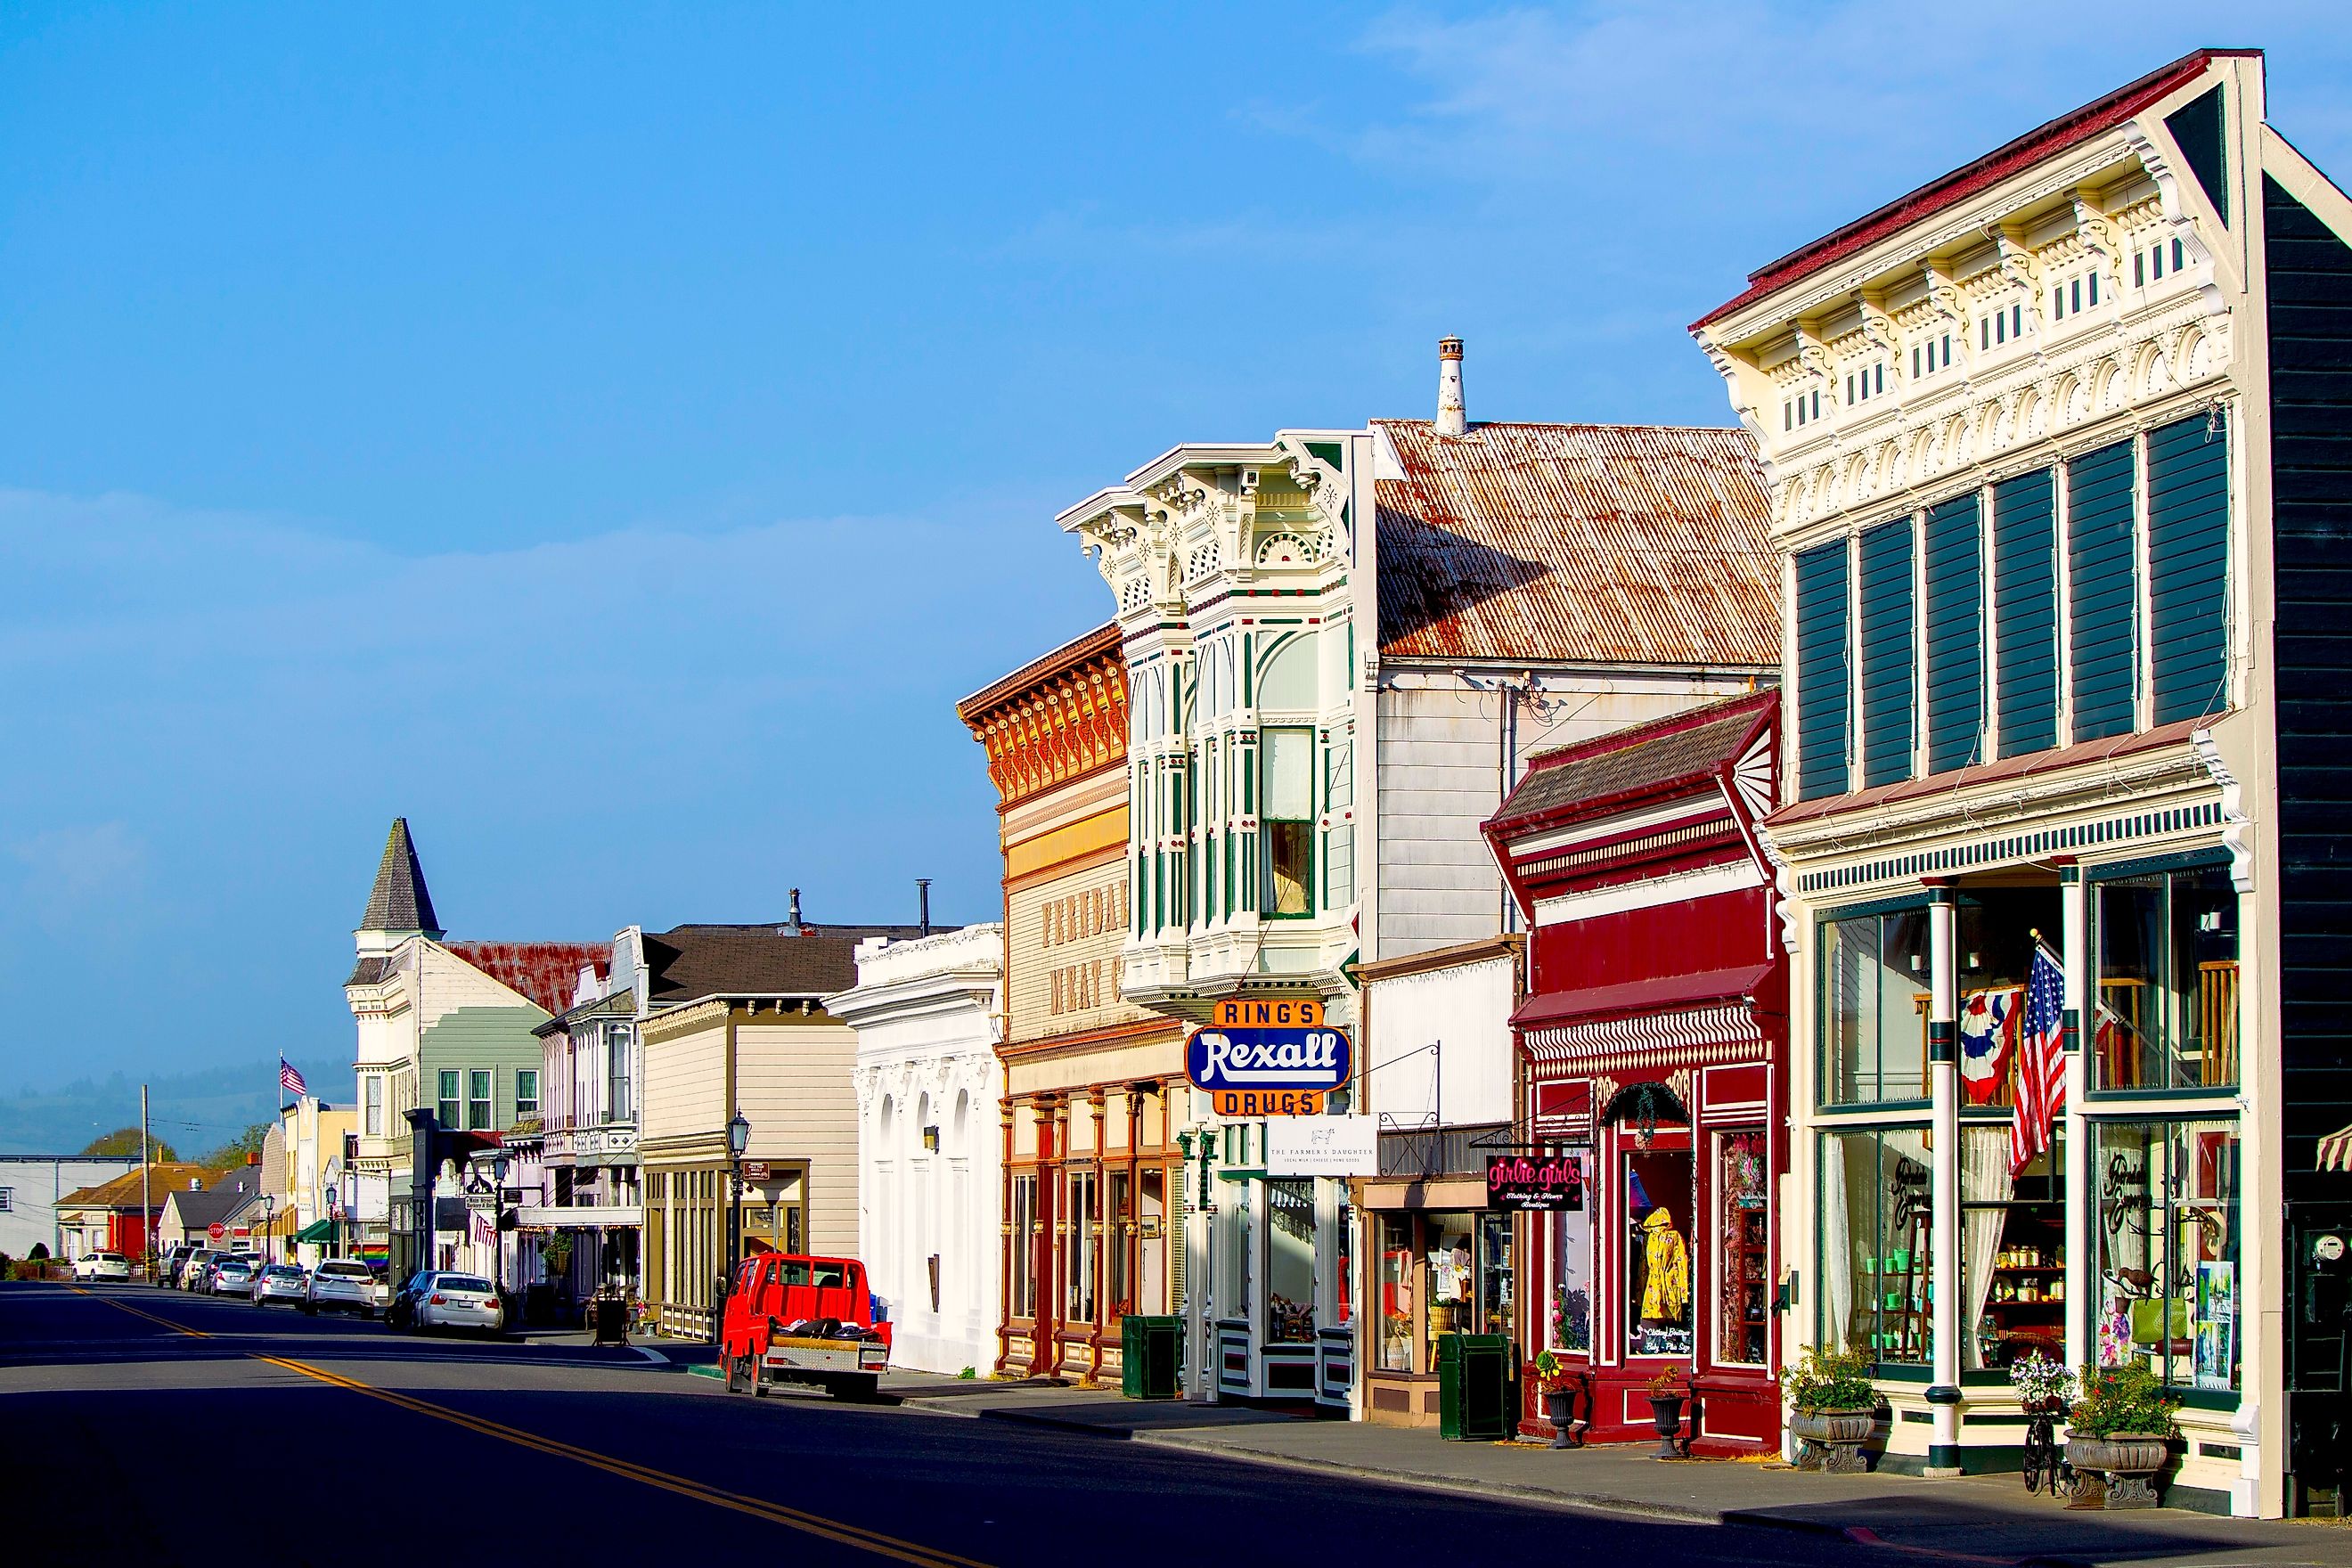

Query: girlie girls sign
left=1485, top=1153, right=1584, bottom=1212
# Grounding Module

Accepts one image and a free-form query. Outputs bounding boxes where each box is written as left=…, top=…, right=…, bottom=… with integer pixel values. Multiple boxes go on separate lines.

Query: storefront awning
left=1510, top=963, right=1771, bottom=1033
left=293, top=1219, right=337, bottom=1244
left=2318, top=1124, right=2352, bottom=1172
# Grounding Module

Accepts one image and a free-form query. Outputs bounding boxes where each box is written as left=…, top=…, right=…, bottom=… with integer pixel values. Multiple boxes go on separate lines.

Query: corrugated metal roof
left=448, top=942, right=612, bottom=1017
left=1489, top=693, right=1772, bottom=830
left=1375, top=421, right=1781, bottom=667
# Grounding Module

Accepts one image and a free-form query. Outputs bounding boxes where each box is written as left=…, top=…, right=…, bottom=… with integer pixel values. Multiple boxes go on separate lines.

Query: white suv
left=74, top=1252, right=134, bottom=1281
left=303, top=1259, right=380, bottom=1318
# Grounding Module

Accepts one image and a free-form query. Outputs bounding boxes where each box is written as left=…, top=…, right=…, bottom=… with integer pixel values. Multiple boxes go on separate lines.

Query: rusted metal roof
left=1488, top=690, right=1776, bottom=834
left=1376, top=421, right=1780, bottom=667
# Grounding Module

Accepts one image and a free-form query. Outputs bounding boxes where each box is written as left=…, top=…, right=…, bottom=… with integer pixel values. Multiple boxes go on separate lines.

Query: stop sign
left=207, top=1222, right=225, bottom=1241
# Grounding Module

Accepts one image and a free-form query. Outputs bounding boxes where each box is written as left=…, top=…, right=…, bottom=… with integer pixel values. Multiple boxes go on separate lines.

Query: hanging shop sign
left=1267, top=1116, right=1378, bottom=1176
left=1485, top=1153, right=1584, bottom=1212
left=1188, top=997, right=1352, bottom=1118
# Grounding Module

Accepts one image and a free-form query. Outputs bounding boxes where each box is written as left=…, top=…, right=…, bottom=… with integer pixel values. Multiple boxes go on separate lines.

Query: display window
left=1423, top=1210, right=1478, bottom=1365
left=1066, top=1168, right=1098, bottom=1324
left=2091, top=1119, right=2240, bottom=1391
left=1820, top=1127, right=1932, bottom=1367
left=1625, top=1150, right=1694, bottom=1356
left=1377, top=1213, right=1415, bottom=1371
left=1476, top=1212, right=1514, bottom=1337
left=2095, top=866, right=2241, bottom=1090
left=1549, top=1195, right=1592, bottom=1352
left=1962, top=1127, right=2063, bottom=1371
left=1713, top=1130, right=1768, bottom=1366
left=1335, top=1195, right=1353, bottom=1327
left=1821, top=908, right=1931, bottom=1103
left=1266, top=1178, right=1316, bottom=1343
left=1009, top=1173, right=1038, bottom=1319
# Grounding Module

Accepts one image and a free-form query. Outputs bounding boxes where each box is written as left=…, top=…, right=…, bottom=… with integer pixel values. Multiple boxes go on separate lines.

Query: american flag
left=2012, top=943, right=2067, bottom=1174
left=279, top=1058, right=308, bottom=1098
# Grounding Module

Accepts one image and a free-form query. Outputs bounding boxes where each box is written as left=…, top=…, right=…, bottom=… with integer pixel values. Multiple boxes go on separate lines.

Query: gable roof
left=56, top=1163, right=214, bottom=1211
left=360, top=818, right=441, bottom=936
left=1375, top=421, right=1779, bottom=667
left=642, top=923, right=927, bottom=1012
left=448, top=942, right=614, bottom=1017
left=160, top=1184, right=260, bottom=1229
left=1693, top=49, right=2248, bottom=331
left=1488, top=690, right=1776, bottom=835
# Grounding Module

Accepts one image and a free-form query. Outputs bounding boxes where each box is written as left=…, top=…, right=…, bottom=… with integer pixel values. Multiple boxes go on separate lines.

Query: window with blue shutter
left=1857, top=519, right=1915, bottom=788
left=2068, top=440, right=2138, bottom=741
left=1795, top=539, right=1851, bottom=800
left=1994, top=469, right=2058, bottom=756
left=1923, top=493, right=1984, bottom=774
left=2147, top=410, right=2230, bottom=723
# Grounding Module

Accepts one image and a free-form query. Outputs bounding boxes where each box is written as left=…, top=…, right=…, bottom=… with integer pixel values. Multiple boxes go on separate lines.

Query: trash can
left=1121, top=1315, right=1182, bottom=1400
left=1436, top=1334, right=1513, bottom=1441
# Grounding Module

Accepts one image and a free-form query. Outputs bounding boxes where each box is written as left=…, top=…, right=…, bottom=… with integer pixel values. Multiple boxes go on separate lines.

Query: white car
left=302, top=1259, right=379, bottom=1318
left=405, top=1272, right=505, bottom=1335
left=74, top=1252, right=133, bottom=1281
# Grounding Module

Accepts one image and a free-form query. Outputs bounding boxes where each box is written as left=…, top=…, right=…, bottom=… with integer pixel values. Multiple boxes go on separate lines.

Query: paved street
left=1, top=1283, right=1915, bottom=1568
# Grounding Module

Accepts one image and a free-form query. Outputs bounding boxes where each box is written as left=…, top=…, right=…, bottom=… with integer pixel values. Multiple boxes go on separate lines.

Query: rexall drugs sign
left=1186, top=997, right=1352, bottom=1117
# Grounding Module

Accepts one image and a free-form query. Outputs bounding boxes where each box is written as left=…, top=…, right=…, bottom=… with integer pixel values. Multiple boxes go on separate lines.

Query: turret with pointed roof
left=360, top=817, right=442, bottom=942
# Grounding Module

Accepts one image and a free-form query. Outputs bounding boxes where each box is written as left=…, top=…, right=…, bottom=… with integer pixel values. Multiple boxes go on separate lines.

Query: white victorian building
left=832, top=925, right=1004, bottom=1376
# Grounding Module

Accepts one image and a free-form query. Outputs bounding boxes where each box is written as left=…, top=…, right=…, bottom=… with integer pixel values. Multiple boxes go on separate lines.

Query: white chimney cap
left=1435, top=337, right=1466, bottom=437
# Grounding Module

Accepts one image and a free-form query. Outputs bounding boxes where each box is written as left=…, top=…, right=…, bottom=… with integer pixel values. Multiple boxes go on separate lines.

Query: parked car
left=210, top=1255, right=258, bottom=1295
left=303, top=1259, right=379, bottom=1318
left=389, top=1271, right=505, bottom=1335
left=157, top=1244, right=191, bottom=1286
left=73, top=1251, right=134, bottom=1282
left=253, top=1264, right=308, bottom=1306
left=177, top=1249, right=220, bottom=1289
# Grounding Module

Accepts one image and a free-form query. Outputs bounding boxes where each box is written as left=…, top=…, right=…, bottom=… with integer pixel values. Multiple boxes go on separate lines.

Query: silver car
left=253, top=1264, right=308, bottom=1306
left=302, top=1259, right=378, bottom=1319
left=411, top=1272, right=506, bottom=1335
left=210, top=1255, right=258, bottom=1294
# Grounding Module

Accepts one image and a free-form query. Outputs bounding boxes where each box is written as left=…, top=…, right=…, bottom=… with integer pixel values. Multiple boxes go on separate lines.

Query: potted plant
left=2066, top=1362, right=2180, bottom=1508
left=1644, top=1368, right=1690, bottom=1458
left=1531, top=1350, right=1584, bottom=1449
left=1779, top=1345, right=1878, bottom=1473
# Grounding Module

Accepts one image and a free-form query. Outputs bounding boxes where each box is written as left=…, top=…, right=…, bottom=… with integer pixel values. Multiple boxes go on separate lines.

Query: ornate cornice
left=962, top=644, right=1129, bottom=810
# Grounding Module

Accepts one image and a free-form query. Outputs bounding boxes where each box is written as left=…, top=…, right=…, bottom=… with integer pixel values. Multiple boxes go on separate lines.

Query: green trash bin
left=1436, top=1334, right=1514, bottom=1441
left=1121, top=1314, right=1181, bottom=1400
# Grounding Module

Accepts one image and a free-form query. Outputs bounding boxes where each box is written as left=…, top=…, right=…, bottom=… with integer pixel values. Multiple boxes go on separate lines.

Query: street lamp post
left=261, top=1196, right=274, bottom=1268
left=491, top=1153, right=510, bottom=1296
left=721, top=1111, right=751, bottom=1343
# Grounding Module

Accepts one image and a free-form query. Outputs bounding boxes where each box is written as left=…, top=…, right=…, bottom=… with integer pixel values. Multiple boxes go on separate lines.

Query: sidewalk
left=879, top=1375, right=2349, bottom=1568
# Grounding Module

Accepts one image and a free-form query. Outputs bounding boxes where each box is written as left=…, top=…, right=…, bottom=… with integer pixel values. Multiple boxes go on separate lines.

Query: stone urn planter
left=1646, top=1392, right=1689, bottom=1458
left=1790, top=1408, right=1875, bottom=1474
left=2065, top=1431, right=2170, bottom=1508
left=1542, top=1387, right=1585, bottom=1450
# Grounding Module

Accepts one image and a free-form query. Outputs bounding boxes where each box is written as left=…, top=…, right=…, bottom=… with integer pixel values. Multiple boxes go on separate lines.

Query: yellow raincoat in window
left=1638, top=1207, right=1690, bottom=1323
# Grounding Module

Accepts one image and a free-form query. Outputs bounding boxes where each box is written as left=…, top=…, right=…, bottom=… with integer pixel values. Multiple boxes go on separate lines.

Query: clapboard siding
left=2068, top=439, right=2139, bottom=741
left=1794, top=540, right=1851, bottom=799
left=2266, top=175, right=2352, bottom=1197
left=1994, top=468, right=2059, bottom=757
left=1923, top=493, right=1986, bottom=774
left=641, top=1019, right=724, bottom=1143
left=1857, top=519, right=1916, bottom=788
left=2147, top=410, right=2233, bottom=725
left=738, top=1020, right=861, bottom=1256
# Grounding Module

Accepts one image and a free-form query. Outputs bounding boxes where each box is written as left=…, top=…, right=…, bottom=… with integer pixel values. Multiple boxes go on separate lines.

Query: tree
left=29, top=1243, right=49, bottom=1260
left=194, top=1122, right=271, bottom=1173
left=81, top=1128, right=177, bottom=1162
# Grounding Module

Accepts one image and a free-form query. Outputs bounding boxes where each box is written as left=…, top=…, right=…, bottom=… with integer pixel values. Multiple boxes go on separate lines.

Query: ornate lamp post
left=719, top=1111, right=751, bottom=1343
left=261, top=1195, right=274, bottom=1268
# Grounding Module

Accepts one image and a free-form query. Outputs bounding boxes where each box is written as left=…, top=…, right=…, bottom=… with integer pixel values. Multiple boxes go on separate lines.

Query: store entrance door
left=2288, top=1200, right=2352, bottom=1514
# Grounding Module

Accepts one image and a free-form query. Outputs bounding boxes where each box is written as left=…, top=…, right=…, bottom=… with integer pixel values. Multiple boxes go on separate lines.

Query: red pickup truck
left=717, top=1253, right=892, bottom=1401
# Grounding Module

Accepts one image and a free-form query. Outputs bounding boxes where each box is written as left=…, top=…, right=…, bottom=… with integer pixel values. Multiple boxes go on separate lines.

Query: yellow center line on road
left=69, top=1289, right=988, bottom=1568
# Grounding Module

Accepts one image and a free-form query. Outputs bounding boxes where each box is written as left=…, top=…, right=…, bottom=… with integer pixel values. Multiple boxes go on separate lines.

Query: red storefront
left=1484, top=690, right=1787, bottom=1453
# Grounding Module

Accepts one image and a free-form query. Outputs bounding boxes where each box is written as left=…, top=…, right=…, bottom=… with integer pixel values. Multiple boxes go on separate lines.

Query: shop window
left=1714, top=1131, right=1768, bottom=1366
left=1108, top=1172, right=1132, bottom=1318
left=2095, top=866, right=2240, bottom=1090
left=1009, top=1173, right=1037, bottom=1319
left=1476, top=1212, right=1515, bottom=1339
left=1335, top=1195, right=1353, bottom=1327
left=2092, top=1119, right=2240, bottom=1391
left=1821, top=907, right=1931, bottom=1103
left=1139, top=1168, right=1168, bottom=1315
left=1820, top=1127, right=1933, bottom=1367
left=1423, top=1211, right=1478, bottom=1368
left=468, top=1070, right=493, bottom=1131
left=1267, top=1178, right=1316, bottom=1343
left=1963, top=1127, right=2064, bottom=1371
left=1626, top=1150, right=1694, bottom=1356
left=1261, top=727, right=1313, bottom=917
left=1377, top=1214, right=1416, bottom=1371
left=1549, top=1194, right=1592, bottom=1352
left=1956, top=886, right=2064, bottom=1109
left=1066, top=1169, right=1099, bottom=1325
left=437, top=1070, right=461, bottom=1129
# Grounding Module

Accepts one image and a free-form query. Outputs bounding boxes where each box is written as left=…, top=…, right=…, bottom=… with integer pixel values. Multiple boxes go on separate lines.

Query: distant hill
left=0, top=1058, right=348, bottom=1156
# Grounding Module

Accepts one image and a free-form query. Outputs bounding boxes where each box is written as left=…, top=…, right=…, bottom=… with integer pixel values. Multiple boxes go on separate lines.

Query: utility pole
left=140, top=1084, right=151, bottom=1281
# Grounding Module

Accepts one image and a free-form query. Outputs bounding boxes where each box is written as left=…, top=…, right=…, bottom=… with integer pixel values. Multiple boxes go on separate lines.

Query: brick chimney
left=1435, top=337, right=1466, bottom=437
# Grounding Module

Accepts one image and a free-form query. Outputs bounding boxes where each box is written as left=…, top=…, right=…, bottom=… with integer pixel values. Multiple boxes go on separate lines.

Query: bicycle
left=2021, top=1398, right=2074, bottom=1497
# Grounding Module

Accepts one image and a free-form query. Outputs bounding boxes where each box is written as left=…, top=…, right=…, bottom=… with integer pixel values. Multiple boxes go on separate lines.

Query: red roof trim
left=1485, top=690, right=1775, bottom=839
left=1691, top=50, right=2247, bottom=332
left=1511, top=964, right=1773, bottom=1031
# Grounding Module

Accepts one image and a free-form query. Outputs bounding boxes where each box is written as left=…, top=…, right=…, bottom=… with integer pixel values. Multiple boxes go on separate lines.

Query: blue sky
left=4, top=3, right=2349, bottom=1090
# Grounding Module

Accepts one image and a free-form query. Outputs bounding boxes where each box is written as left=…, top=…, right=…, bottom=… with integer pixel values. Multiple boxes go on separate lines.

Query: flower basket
left=1779, top=1347, right=1879, bottom=1474
left=2063, top=1362, right=2179, bottom=1508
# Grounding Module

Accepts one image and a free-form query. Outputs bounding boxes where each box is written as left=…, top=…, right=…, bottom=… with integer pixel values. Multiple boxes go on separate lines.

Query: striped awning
left=2318, top=1125, right=2352, bottom=1172
left=1522, top=1001, right=1761, bottom=1066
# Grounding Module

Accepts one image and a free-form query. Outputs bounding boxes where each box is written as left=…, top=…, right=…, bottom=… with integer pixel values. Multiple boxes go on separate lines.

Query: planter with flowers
left=1779, top=1346, right=1879, bottom=1474
left=1644, top=1369, right=1691, bottom=1458
left=2065, top=1363, right=2180, bottom=1509
left=1531, top=1350, right=1585, bottom=1449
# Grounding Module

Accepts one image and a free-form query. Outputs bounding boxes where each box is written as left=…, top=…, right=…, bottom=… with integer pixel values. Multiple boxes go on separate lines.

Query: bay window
left=2094, top=863, right=2240, bottom=1090
left=1821, top=906, right=1931, bottom=1104
left=1261, top=727, right=1314, bottom=917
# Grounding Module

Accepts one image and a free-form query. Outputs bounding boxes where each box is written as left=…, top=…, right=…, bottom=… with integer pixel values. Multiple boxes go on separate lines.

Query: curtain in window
left=1821, top=1136, right=1852, bottom=1353
left=1962, top=1125, right=2014, bottom=1370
